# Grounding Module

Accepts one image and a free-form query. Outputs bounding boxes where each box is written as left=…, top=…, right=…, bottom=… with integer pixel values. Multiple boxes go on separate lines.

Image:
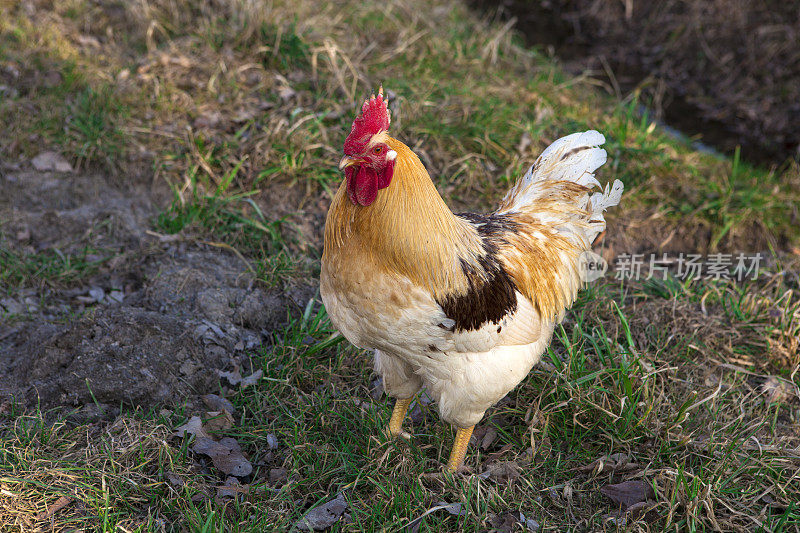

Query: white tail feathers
left=591, top=179, right=624, bottom=212
left=500, top=130, right=609, bottom=212
left=498, top=129, right=623, bottom=245
left=585, top=178, right=624, bottom=243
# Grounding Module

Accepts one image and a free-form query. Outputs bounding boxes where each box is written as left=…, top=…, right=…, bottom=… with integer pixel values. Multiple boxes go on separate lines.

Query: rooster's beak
left=339, top=156, right=362, bottom=170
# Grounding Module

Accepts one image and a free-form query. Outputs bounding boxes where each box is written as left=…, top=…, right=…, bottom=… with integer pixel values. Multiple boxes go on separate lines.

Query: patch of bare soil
left=0, top=163, right=298, bottom=417
left=473, top=0, right=800, bottom=165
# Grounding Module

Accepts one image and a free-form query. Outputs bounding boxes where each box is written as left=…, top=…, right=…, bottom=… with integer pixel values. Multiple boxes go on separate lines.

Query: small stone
left=88, top=287, right=105, bottom=303
left=23, top=297, right=39, bottom=313
left=15, top=227, right=30, bottom=241
left=269, top=467, right=287, bottom=485
left=1, top=298, right=24, bottom=315
left=76, top=34, right=101, bottom=48
left=31, top=151, right=72, bottom=172
left=519, top=512, right=540, bottom=531
left=107, top=290, right=124, bottom=304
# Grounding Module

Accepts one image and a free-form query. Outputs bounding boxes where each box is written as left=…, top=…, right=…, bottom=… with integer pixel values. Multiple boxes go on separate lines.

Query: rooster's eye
left=373, top=146, right=383, bottom=155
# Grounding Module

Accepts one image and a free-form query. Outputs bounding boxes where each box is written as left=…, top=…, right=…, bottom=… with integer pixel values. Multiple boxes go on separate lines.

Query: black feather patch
left=436, top=213, right=518, bottom=332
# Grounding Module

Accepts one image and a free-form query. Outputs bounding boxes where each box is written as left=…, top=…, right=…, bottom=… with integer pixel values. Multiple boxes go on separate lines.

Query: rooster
left=321, top=88, right=623, bottom=472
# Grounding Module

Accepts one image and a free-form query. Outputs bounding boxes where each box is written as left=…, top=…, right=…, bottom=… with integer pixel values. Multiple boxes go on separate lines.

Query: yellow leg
left=387, top=397, right=413, bottom=438
left=446, top=425, right=475, bottom=472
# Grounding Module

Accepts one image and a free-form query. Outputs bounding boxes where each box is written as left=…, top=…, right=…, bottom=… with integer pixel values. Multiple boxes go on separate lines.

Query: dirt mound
left=0, top=163, right=292, bottom=415
left=1, top=247, right=286, bottom=412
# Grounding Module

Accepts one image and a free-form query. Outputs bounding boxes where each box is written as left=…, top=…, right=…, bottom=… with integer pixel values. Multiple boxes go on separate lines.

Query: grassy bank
left=1, top=0, right=798, bottom=530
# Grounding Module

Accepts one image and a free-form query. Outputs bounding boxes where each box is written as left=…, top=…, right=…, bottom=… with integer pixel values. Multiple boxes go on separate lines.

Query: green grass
left=0, top=14, right=129, bottom=168
left=60, top=85, right=127, bottom=169
left=256, top=21, right=312, bottom=70
left=0, top=245, right=111, bottom=294
left=154, top=175, right=300, bottom=288
left=2, top=273, right=798, bottom=530
left=0, top=0, right=799, bottom=530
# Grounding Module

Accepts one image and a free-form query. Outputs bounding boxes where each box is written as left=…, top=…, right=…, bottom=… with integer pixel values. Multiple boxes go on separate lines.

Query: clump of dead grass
left=0, top=414, right=191, bottom=532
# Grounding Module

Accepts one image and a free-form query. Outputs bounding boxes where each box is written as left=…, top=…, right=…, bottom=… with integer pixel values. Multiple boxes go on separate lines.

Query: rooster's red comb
left=344, top=86, right=391, bottom=154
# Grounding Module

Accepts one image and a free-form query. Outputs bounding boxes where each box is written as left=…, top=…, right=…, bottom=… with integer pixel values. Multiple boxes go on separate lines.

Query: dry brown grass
left=1, top=0, right=799, bottom=530
left=4, top=0, right=798, bottom=254
left=0, top=415, right=191, bottom=532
